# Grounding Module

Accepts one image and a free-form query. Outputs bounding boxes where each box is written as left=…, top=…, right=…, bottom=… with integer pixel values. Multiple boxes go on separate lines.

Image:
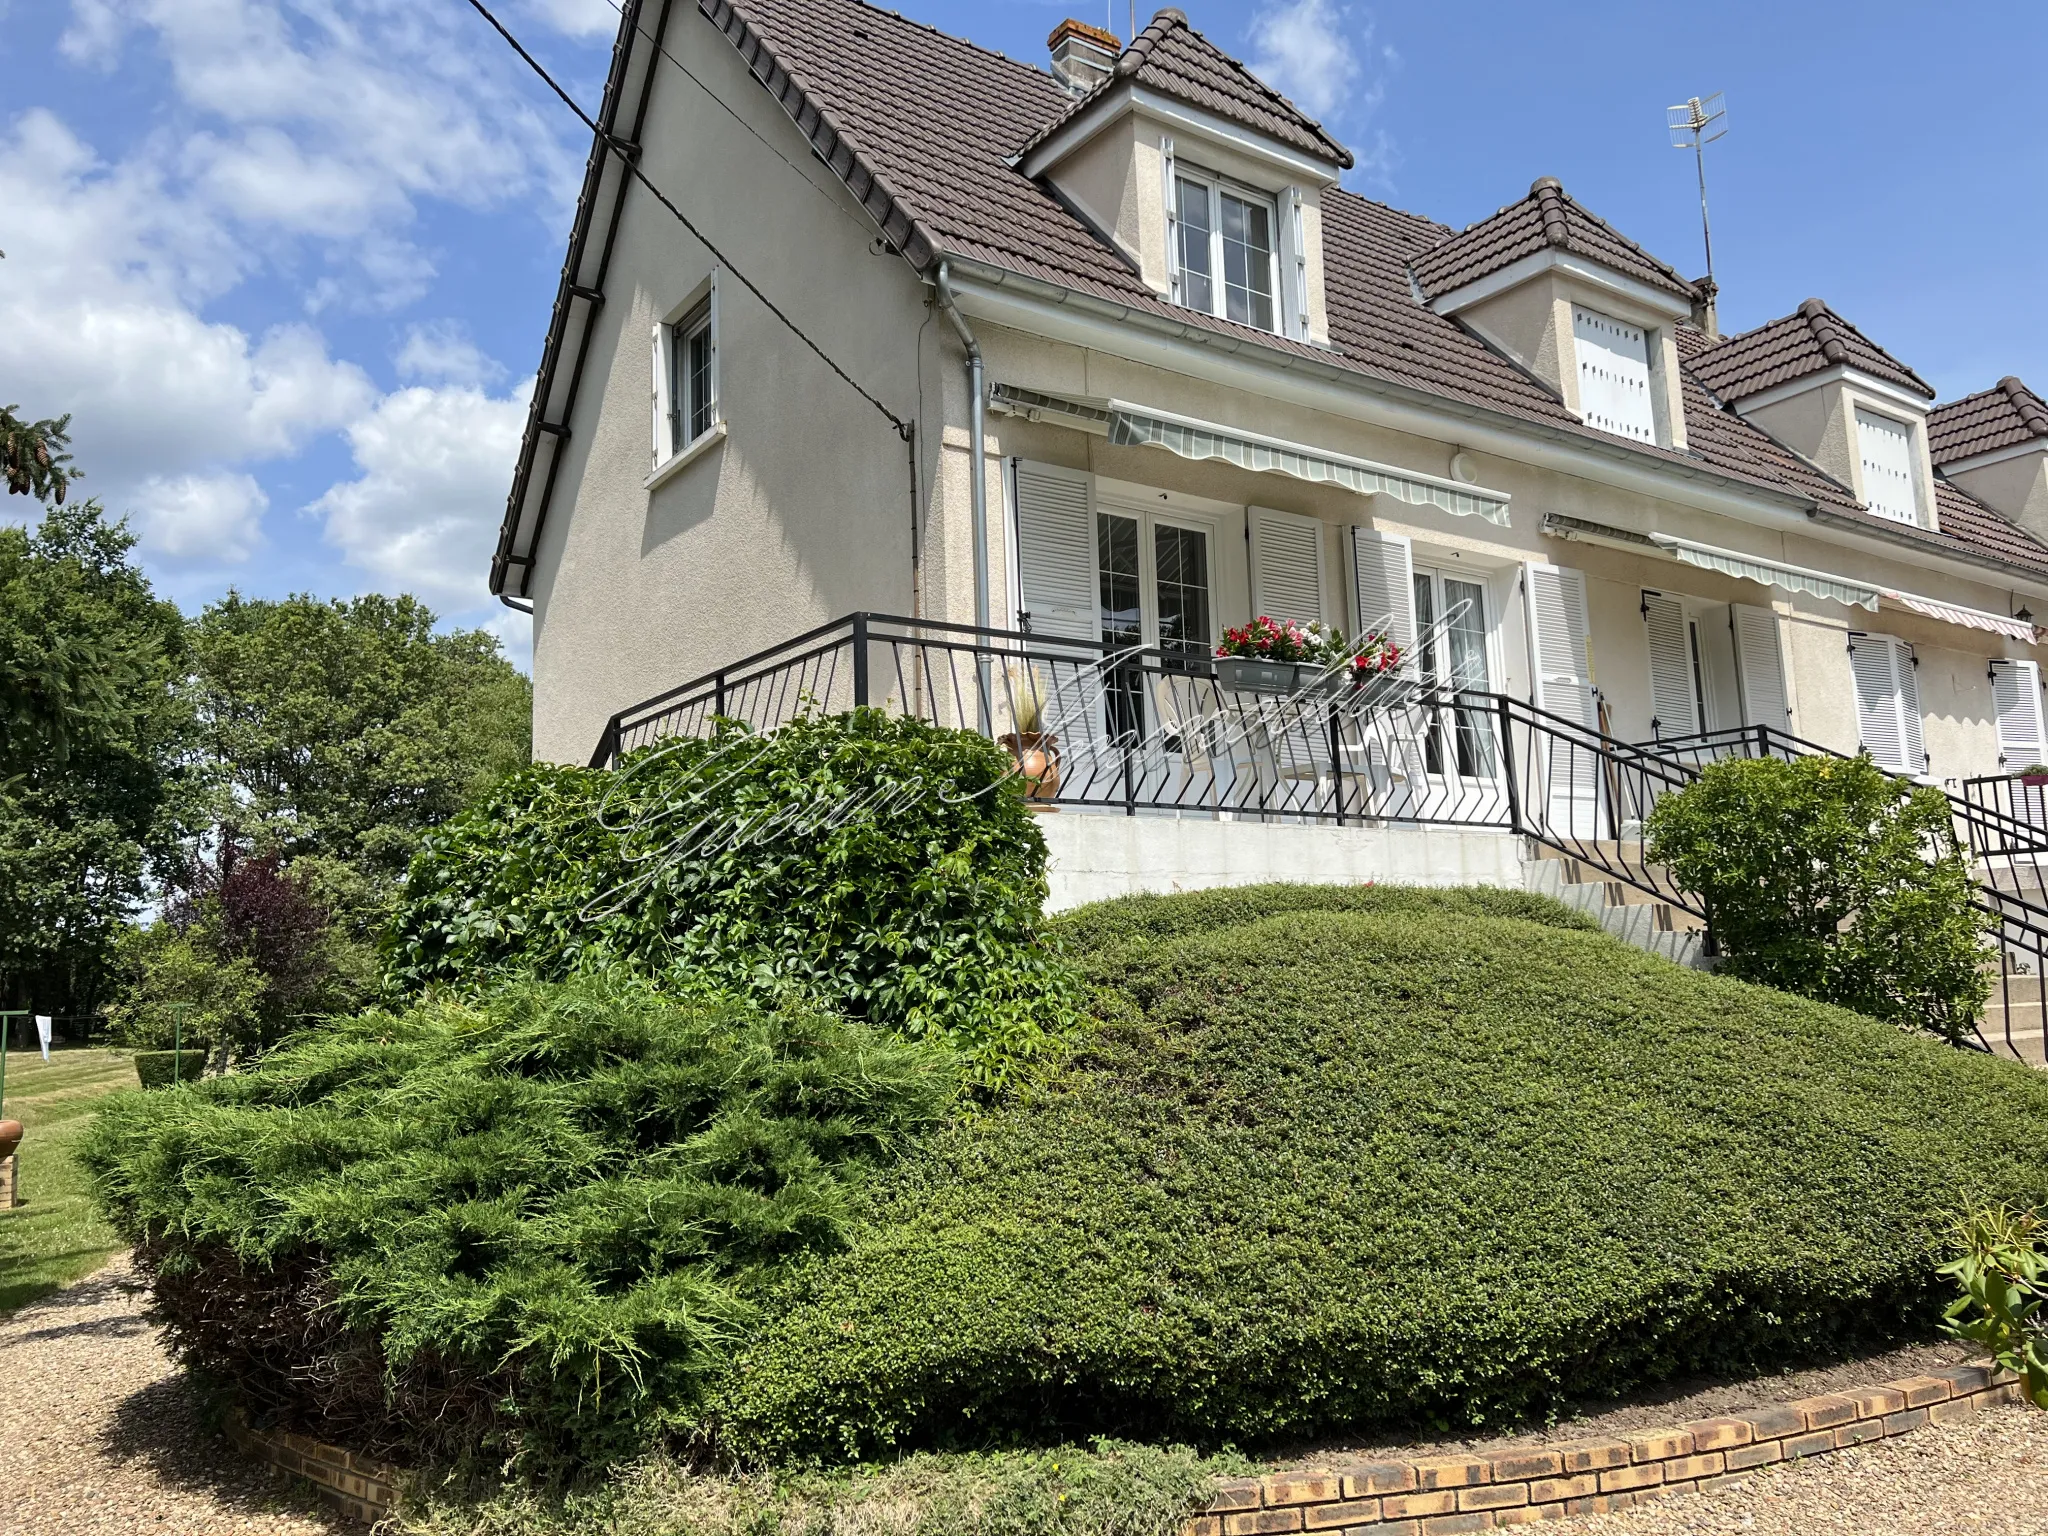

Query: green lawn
left=0, top=1047, right=137, bottom=1316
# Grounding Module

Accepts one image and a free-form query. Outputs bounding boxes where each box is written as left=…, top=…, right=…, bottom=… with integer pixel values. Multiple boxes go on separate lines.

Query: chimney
left=1048, top=18, right=1119, bottom=95
left=1690, top=275, right=1719, bottom=340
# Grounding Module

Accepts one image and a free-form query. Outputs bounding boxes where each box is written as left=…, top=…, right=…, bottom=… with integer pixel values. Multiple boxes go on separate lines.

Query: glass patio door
left=1405, top=567, right=1504, bottom=821
left=1094, top=510, right=1215, bottom=807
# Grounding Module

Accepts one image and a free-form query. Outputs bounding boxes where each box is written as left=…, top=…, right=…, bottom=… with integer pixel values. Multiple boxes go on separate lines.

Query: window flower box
left=1216, top=655, right=1301, bottom=695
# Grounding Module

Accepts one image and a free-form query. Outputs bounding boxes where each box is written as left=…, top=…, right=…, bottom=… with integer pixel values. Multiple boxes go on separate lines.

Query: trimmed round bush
left=706, top=894, right=2048, bottom=1461
left=384, top=711, right=1076, bottom=1085
left=81, top=975, right=959, bottom=1471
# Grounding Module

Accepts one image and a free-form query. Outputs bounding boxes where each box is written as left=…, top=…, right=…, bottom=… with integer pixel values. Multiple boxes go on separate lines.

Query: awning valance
left=1880, top=589, right=2038, bottom=642
left=1647, top=533, right=1881, bottom=612
left=986, top=383, right=1512, bottom=526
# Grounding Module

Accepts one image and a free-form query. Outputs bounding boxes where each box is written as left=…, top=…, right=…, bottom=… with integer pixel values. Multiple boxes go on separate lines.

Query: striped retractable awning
left=1647, top=533, right=1881, bottom=612
left=1880, top=589, right=2038, bottom=643
left=985, top=383, right=1512, bottom=525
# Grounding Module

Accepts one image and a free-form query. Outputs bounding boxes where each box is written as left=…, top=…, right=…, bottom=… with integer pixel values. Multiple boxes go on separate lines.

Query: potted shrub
left=2019, top=763, right=2048, bottom=788
left=1216, top=616, right=1314, bottom=694
left=996, top=664, right=1060, bottom=800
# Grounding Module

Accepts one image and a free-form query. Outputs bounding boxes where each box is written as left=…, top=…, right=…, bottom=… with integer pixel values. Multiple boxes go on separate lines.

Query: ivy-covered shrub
left=385, top=711, right=1077, bottom=1085
left=82, top=974, right=958, bottom=1471
left=1645, top=754, right=1990, bottom=1042
left=704, top=897, right=2048, bottom=1461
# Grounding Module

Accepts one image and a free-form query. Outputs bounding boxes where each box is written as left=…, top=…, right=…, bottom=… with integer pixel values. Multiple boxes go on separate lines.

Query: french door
left=1096, top=507, right=1214, bottom=741
left=1411, top=566, right=1498, bottom=780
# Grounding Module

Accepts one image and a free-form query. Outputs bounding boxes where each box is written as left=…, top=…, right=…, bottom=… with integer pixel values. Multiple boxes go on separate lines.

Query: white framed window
left=1855, top=407, right=1921, bottom=525
left=1572, top=306, right=1656, bottom=444
left=1848, top=631, right=1924, bottom=776
left=1168, top=167, right=1279, bottom=333
left=650, top=284, right=719, bottom=471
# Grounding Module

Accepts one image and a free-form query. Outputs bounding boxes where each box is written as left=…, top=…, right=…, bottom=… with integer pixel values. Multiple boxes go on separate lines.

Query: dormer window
left=1171, top=168, right=1277, bottom=333
left=1855, top=406, right=1920, bottom=524
left=1573, top=306, right=1656, bottom=444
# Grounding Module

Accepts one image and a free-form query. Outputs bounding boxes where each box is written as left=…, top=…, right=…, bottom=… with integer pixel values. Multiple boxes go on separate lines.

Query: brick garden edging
left=1186, top=1362, right=2025, bottom=1536
left=224, top=1412, right=398, bottom=1525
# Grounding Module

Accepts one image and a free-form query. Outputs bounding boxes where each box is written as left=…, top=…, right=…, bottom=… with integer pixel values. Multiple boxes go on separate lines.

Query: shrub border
left=216, top=1362, right=2024, bottom=1530
left=1186, top=1363, right=2025, bottom=1536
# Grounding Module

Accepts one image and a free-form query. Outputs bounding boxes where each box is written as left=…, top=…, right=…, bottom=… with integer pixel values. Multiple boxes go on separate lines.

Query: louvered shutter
left=1855, top=408, right=1920, bottom=524
left=1851, top=634, right=1908, bottom=773
left=1572, top=306, right=1655, bottom=443
left=1897, top=642, right=1924, bottom=773
left=1641, top=591, right=1698, bottom=737
left=1992, top=660, right=2047, bottom=767
left=1732, top=604, right=1790, bottom=730
left=1286, top=188, right=1309, bottom=340
left=650, top=322, right=666, bottom=467
left=1350, top=527, right=1414, bottom=656
left=1250, top=507, right=1326, bottom=627
left=1160, top=135, right=1179, bottom=303
left=1525, top=562, right=1595, bottom=728
left=1011, top=460, right=1096, bottom=642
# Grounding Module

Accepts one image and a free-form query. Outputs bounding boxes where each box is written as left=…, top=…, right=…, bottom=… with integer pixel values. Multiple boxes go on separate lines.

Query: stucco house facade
left=491, top=0, right=2048, bottom=919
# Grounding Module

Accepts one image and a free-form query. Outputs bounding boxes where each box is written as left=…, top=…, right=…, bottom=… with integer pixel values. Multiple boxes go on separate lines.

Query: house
left=490, top=0, right=2048, bottom=916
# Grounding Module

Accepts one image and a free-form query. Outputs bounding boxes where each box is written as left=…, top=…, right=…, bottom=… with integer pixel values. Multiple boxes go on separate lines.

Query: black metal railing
left=591, top=613, right=2047, bottom=1065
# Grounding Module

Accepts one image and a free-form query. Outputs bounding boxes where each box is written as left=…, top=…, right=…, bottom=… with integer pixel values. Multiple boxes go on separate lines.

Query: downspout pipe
left=934, top=261, right=990, bottom=638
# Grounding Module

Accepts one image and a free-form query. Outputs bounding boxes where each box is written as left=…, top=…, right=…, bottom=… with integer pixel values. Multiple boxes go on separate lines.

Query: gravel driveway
left=0, top=1256, right=344, bottom=1536
left=1545, top=1399, right=2048, bottom=1536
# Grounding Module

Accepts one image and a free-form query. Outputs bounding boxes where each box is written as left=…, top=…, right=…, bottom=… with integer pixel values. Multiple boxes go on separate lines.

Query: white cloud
left=396, top=320, right=507, bottom=388
left=525, top=0, right=619, bottom=40
left=310, top=379, right=534, bottom=608
left=130, top=472, right=269, bottom=562
left=1249, top=0, right=1362, bottom=123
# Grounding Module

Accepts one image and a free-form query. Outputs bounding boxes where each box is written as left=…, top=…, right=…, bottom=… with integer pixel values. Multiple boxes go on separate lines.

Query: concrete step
left=1525, top=856, right=1709, bottom=967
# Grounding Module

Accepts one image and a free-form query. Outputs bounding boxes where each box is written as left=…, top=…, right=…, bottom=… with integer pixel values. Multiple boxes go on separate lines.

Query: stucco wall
left=1948, top=452, right=2048, bottom=541
left=526, top=7, right=939, bottom=764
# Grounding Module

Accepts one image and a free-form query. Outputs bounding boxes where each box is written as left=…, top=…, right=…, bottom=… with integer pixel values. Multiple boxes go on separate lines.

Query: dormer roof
left=1689, top=298, right=1934, bottom=404
left=1929, top=377, right=2048, bottom=465
left=1015, top=7, right=1352, bottom=170
left=1410, top=177, right=1699, bottom=303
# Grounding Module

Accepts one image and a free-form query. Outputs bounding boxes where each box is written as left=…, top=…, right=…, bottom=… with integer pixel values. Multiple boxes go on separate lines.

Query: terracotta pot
left=2023, top=773, right=2048, bottom=788
left=998, top=731, right=1062, bottom=800
left=0, top=1120, right=21, bottom=1162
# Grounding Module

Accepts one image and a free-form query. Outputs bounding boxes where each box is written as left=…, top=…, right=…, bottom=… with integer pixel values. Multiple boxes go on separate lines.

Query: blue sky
left=4, top=1, right=2044, bottom=668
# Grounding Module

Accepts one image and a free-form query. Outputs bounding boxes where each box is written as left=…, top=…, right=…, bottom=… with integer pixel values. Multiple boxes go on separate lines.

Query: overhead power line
left=463, top=0, right=912, bottom=439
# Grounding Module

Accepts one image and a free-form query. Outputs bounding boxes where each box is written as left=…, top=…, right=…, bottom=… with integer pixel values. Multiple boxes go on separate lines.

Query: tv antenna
left=1666, top=93, right=1728, bottom=286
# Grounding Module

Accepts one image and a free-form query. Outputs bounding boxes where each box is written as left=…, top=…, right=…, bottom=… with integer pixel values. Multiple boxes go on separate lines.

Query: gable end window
left=651, top=290, right=719, bottom=470
left=1170, top=168, right=1277, bottom=333
left=1855, top=407, right=1920, bottom=525
left=1572, top=306, right=1656, bottom=444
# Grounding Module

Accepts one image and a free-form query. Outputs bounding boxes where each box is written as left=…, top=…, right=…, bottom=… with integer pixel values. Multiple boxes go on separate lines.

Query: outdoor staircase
left=1980, top=969, right=2048, bottom=1067
left=1523, top=842, right=1709, bottom=969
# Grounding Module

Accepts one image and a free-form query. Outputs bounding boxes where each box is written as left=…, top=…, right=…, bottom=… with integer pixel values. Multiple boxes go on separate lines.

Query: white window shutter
left=650, top=321, right=667, bottom=468
left=1993, top=659, right=2047, bottom=767
left=1855, top=408, right=1920, bottom=525
left=1250, top=506, right=1326, bottom=627
left=1012, top=459, right=1096, bottom=642
left=1160, top=135, right=1179, bottom=302
left=1851, top=634, right=1909, bottom=773
left=1897, top=642, right=1924, bottom=773
left=1641, top=591, right=1698, bottom=737
left=1731, top=604, right=1789, bottom=731
left=1287, top=187, right=1309, bottom=341
left=1350, top=526, right=1414, bottom=655
left=1572, top=306, right=1655, bottom=443
left=1525, top=562, right=1596, bottom=728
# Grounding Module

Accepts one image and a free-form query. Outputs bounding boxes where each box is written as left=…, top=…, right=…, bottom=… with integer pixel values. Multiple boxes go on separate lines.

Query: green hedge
left=82, top=975, right=958, bottom=1470
left=132, top=1049, right=207, bottom=1088
left=707, top=900, right=2048, bottom=1460
left=384, top=711, right=1076, bottom=1085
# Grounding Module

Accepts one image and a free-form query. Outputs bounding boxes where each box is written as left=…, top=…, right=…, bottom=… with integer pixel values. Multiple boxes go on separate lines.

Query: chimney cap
left=1047, top=17, right=1121, bottom=53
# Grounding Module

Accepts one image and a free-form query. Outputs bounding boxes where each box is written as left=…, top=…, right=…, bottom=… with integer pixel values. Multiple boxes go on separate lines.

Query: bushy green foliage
left=1645, top=754, right=1990, bottom=1042
left=133, top=1049, right=208, bottom=1088
left=386, top=711, right=1079, bottom=1085
left=707, top=898, right=2048, bottom=1461
left=1941, top=1204, right=2048, bottom=1409
left=398, top=1438, right=1246, bottom=1536
left=82, top=974, right=958, bottom=1469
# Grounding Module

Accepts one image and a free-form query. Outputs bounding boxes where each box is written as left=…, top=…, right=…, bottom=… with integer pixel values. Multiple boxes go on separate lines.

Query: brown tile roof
left=1931, top=478, right=2048, bottom=576
left=1687, top=298, right=1934, bottom=403
left=1410, top=178, right=1699, bottom=302
left=1017, top=8, right=1351, bottom=170
left=499, top=0, right=2048, bottom=594
left=1928, top=377, right=2048, bottom=464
